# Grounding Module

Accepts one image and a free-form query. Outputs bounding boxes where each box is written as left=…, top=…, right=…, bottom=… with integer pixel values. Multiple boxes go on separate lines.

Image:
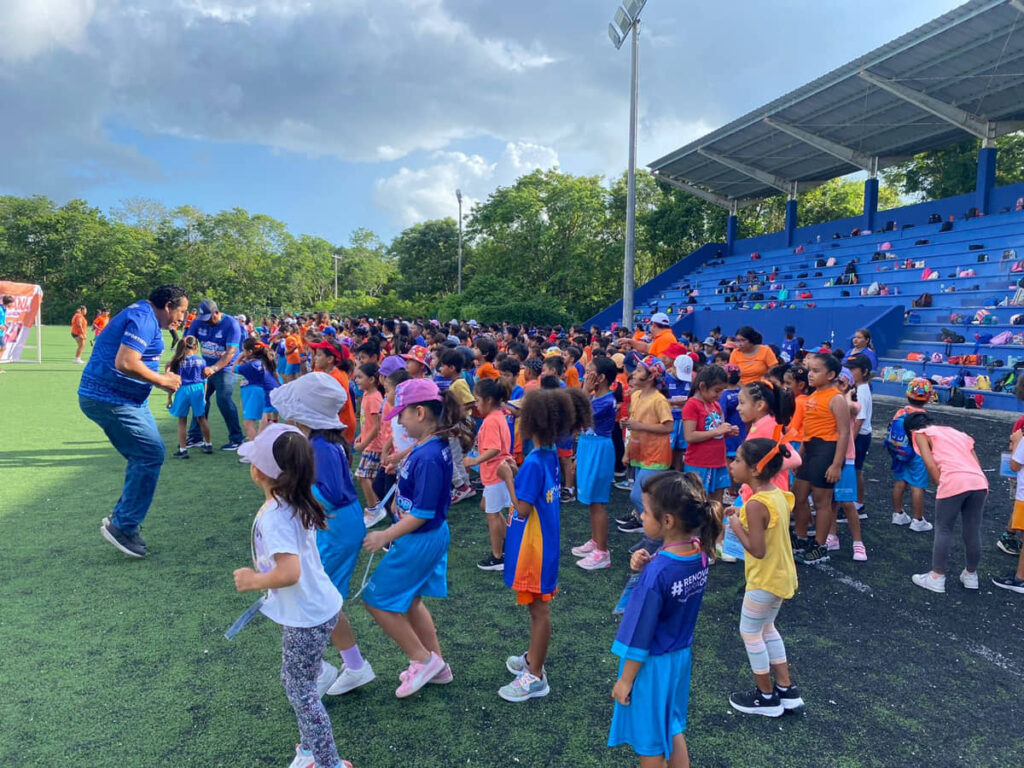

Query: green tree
left=389, top=218, right=464, bottom=301
left=885, top=133, right=1024, bottom=200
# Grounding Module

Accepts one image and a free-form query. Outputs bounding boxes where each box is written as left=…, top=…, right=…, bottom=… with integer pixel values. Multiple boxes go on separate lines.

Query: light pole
left=609, top=0, right=647, bottom=329
left=332, top=250, right=343, bottom=299
left=456, top=188, right=464, bottom=294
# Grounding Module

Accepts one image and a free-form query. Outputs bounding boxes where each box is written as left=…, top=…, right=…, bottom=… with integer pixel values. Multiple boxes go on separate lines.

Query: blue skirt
left=314, top=496, right=365, bottom=599
left=576, top=433, right=614, bottom=505
left=683, top=464, right=731, bottom=493
left=240, top=385, right=266, bottom=421
left=608, top=647, right=692, bottom=758
left=169, top=382, right=205, bottom=418
left=363, top=521, right=449, bottom=612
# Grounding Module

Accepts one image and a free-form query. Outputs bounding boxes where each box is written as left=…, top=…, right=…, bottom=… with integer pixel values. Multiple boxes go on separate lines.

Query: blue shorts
left=833, top=462, right=858, bottom=502
left=282, top=362, right=301, bottom=376
left=314, top=497, right=365, bottom=599
left=683, top=465, right=731, bottom=493
left=671, top=418, right=687, bottom=451
left=168, top=382, right=205, bottom=418
left=608, top=646, right=692, bottom=757
left=893, top=455, right=928, bottom=489
left=363, top=521, right=450, bottom=612
left=630, top=467, right=665, bottom=513
left=576, top=433, right=615, bottom=505
left=240, top=385, right=266, bottom=421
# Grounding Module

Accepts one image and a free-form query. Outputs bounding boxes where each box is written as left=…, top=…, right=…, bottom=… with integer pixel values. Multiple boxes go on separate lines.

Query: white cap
left=237, top=423, right=305, bottom=479
left=651, top=312, right=671, bottom=326
left=674, top=354, right=693, bottom=382
left=270, top=372, right=348, bottom=431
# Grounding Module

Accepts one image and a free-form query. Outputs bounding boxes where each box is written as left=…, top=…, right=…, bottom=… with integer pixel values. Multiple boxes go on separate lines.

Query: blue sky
left=0, top=0, right=963, bottom=243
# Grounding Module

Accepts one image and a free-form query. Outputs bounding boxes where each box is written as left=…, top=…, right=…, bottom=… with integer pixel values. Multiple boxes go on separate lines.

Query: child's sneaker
left=959, top=569, right=979, bottom=590
left=615, top=510, right=638, bottom=525
left=728, top=687, right=784, bottom=717
left=399, top=661, right=453, bottom=685
left=909, top=518, right=933, bottom=532
left=287, top=744, right=315, bottom=768
left=201, top=442, right=213, bottom=454
left=892, top=512, right=912, bottom=525
left=774, top=684, right=805, bottom=713
left=172, top=448, right=189, bottom=459
left=571, top=539, right=598, bottom=557
left=992, top=574, right=1024, bottom=593
left=852, top=541, right=867, bottom=562
left=451, top=484, right=476, bottom=504
left=911, top=571, right=946, bottom=593
left=327, top=661, right=376, bottom=695
left=560, top=488, right=576, bottom=503
left=825, top=534, right=840, bottom=551
left=477, top=554, right=505, bottom=571
left=364, top=506, right=387, bottom=528
left=795, top=543, right=829, bottom=565
left=395, top=653, right=445, bottom=698
left=614, top=478, right=634, bottom=491
left=505, top=652, right=529, bottom=676
left=997, top=532, right=1022, bottom=556
left=617, top=516, right=644, bottom=534
left=577, top=549, right=611, bottom=570
left=316, top=661, right=339, bottom=698
left=498, top=670, right=550, bottom=702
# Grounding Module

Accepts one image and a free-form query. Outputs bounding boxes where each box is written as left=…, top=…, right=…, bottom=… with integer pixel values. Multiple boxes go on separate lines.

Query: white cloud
left=0, top=0, right=96, bottom=62
left=374, top=141, right=559, bottom=226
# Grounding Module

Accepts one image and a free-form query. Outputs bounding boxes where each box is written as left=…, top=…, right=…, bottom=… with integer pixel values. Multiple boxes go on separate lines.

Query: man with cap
left=622, top=312, right=678, bottom=358
left=184, top=299, right=245, bottom=450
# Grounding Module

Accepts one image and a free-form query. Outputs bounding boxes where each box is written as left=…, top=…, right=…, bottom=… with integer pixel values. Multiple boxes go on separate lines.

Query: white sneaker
left=74, top=358, right=86, bottom=364
left=287, top=744, right=315, bottom=768
left=316, top=660, right=339, bottom=698
left=327, top=660, right=376, bottom=695
left=576, top=549, right=611, bottom=570
left=571, top=539, right=598, bottom=557
left=892, top=512, right=912, bottom=526
left=959, top=569, right=979, bottom=590
left=909, top=518, right=933, bottom=532
left=364, top=506, right=387, bottom=528
left=911, top=571, right=946, bottom=593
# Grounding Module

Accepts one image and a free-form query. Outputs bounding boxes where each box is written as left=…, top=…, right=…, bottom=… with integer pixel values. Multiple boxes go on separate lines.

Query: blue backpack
left=883, top=413, right=915, bottom=464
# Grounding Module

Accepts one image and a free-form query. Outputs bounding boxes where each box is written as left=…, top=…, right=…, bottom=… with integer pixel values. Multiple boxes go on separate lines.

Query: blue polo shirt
left=185, top=315, right=242, bottom=366
left=395, top=437, right=453, bottom=534
left=78, top=300, right=164, bottom=405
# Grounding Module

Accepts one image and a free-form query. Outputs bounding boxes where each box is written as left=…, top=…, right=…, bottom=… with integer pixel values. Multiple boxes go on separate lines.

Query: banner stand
left=0, top=282, right=44, bottom=364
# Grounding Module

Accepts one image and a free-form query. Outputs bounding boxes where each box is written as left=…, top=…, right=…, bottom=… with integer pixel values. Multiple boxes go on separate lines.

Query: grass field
left=3, top=328, right=1024, bottom=768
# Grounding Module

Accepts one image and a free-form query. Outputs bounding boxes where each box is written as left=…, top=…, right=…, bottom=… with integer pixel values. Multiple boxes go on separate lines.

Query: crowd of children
left=173, top=308, right=1023, bottom=768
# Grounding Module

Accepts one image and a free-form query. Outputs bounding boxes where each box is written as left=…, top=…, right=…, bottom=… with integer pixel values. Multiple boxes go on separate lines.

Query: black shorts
left=796, top=438, right=838, bottom=489
left=854, top=433, right=871, bottom=471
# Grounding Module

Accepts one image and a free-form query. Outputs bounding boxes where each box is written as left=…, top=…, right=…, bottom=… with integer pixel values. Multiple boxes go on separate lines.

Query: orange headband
left=755, top=424, right=796, bottom=474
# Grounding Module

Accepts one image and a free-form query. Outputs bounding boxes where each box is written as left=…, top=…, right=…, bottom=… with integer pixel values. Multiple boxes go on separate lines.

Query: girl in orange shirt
left=783, top=363, right=810, bottom=450
left=791, top=354, right=849, bottom=566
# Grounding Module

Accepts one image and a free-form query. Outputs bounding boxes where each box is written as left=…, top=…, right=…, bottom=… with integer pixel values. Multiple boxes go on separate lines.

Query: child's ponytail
left=744, top=380, right=795, bottom=427
left=642, top=471, right=722, bottom=559
left=243, top=336, right=277, bottom=376
left=167, top=336, right=197, bottom=374
left=269, top=431, right=327, bottom=530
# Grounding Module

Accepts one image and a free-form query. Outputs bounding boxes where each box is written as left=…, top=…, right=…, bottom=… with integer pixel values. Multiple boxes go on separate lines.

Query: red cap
left=310, top=340, right=350, bottom=360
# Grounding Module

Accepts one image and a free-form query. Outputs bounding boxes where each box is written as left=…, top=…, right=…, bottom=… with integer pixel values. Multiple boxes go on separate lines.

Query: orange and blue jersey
left=504, top=446, right=561, bottom=596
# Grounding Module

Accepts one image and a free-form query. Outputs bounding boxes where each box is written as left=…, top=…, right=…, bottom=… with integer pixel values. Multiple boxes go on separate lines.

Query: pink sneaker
left=577, top=549, right=611, bottom=570
left=571, top=539, right=598, bottom=557
left=400, top=661, right=453, bottom=685
left=852, top=541, right=867, bottom=561
left=395, top=653, right=445, bottom=698
left=825, top=534, right=840, bottom=551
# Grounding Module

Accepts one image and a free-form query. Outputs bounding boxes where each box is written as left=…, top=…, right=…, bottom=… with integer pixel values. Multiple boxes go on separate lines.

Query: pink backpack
left=881, top=241, right=893, bottom=251
left=990, top=331, right=1013, bottom=345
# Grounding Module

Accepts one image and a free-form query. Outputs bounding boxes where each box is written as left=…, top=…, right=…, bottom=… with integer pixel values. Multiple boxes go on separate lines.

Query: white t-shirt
left=1013, top=440, right=1024, bottom=502
left=856, top=383, right=873, bottom=436
left=254, top=499, right=343, bottom=628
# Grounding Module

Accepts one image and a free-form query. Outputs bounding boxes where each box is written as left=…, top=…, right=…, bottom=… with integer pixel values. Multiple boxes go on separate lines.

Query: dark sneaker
left=100, top=521, right=146, bottom=558
left=795, top=543, right=829, bottom=565
left=172, top=448, right=189, bottom=459
left=184, top=437, right=203, bottom=448
left=221, top=441, right=243, bottom=451
left=790, top=534, right=812, bottom=554
left=477, top=555, right=505, bottom=572
left=992, top=574, right=1024, bottom=594
left=617, top=516, right=644, bottom=534
left=201, top=442, right=214, bottom=455
left=560, top=488, right=576, bottom=503
left=997, top=532, right=1022, bottom=557
left=775, top=684, right=805, bottom=713
left=729, top=688, right=784, bottom=717
left=615, top=513, right=635, bottom=526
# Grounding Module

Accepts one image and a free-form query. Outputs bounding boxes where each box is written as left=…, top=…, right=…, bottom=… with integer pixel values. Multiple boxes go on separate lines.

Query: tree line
left=2, top=135, right=1020, bottom=325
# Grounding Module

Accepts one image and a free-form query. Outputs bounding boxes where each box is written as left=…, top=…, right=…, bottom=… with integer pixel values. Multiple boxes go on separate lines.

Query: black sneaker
left=201, top=442, right=214, bottom=455
left=615, top=512, right=637, bottom=526
left=991, top=574, right=1024, bottom=594
left=729, top=688, right=784, bottom=717
left=790, top=533, right=812, bottom=554
left=617, top=516, right=644, bottom=534
left=796, top=543, right=829, bottom=565
left=560, top=488, right=576, bottom=503
left=613, top=470, right=627, bottom=479
left=477, top=554, right=505, bottom=572
left=100, top=521, right=146, bottom=558
left=172, top=448, right=189, bottom=459
left=774, top=684, right=805, bottom=713
left=221, top=441, right=243, bottom=451
left=184, top=437, right=203, bottom=448
left=997, top=532, right=1023, bottom=557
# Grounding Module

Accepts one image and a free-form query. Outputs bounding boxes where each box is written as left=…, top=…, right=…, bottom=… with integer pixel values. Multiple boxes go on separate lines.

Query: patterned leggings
left=281, top=615, right=340, bottom=768
left=739, top=589, right=787, bottom=675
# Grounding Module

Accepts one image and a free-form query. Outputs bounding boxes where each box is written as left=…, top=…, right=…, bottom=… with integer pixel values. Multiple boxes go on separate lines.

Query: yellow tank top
left=739, top=487, right=799, bottom=599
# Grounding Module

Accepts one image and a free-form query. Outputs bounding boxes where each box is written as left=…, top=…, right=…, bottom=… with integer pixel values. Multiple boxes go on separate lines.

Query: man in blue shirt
left=79, top=284, right=188, bottom=558
left=184, top=299, right=245, bottom=450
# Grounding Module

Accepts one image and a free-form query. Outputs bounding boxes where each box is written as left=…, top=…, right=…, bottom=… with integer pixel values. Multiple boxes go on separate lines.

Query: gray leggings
left=932, top=489, right=988, bottom=573
left=449, top=437, right=470, bottom=488
left=281, top=615, right=339, bottom=768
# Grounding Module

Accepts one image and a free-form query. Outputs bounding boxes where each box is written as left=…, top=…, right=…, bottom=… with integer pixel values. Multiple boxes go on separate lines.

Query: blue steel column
left=863, top=176, right=879, bottom=232
left=785, top=197, right=798, bottom=247
left=726, top=201, right=738, bottom=256
left=976, top=144, right=997, bottom=216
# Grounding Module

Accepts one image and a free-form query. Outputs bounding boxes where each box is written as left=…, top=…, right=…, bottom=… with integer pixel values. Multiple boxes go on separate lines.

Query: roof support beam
left=1011, top=0, right=1024, bottom=15
left=650, top=172, right=757, bottom=210
left=858, top=68, right=1024, bottom=141
left=697, top=147, right=795, bottom=194
left=763, top=116, right=879, bottom=172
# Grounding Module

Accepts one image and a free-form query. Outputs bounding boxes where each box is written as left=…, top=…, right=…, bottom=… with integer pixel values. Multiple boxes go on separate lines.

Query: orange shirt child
left=328, top=368, right=358, bottom=445
left=477, top=361, right=500, bottom=380
left=803, top=386, right=840, bottom=442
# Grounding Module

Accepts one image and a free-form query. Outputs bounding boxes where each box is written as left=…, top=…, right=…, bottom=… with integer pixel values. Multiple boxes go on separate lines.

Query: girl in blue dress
left=608, top=471, right=722, bottom=768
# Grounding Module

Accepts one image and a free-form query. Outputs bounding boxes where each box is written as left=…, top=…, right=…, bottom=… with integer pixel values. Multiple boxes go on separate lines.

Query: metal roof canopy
left=649, top=0, right=1024, bottom=207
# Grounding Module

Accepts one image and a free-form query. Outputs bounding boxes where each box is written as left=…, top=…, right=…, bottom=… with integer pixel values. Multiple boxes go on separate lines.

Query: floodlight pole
left=456, top=189, right=464, bottom=294
left=622, top=20, right=640, bottom=329
left=332, top=251, right=342, bottom=299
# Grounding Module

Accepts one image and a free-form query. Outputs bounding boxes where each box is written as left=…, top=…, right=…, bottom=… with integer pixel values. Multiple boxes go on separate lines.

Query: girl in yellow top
left=791, top=354, right=849, bottom=566
left=726, top=436, right=803, bottom=718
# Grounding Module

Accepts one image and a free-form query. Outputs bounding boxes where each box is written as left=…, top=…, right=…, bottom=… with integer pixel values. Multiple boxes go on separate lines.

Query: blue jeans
left=79, top=396, right=165, bottom=535
left=188, top=367, right=243, bottom=444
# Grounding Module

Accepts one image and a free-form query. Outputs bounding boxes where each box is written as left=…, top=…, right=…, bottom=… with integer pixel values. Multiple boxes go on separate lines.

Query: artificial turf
left=2, top=329, right=1023, bottom=768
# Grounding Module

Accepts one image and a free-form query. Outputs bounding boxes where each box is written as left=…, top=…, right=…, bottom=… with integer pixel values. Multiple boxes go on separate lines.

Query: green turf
left=2, top=329, right=1023, bottom=767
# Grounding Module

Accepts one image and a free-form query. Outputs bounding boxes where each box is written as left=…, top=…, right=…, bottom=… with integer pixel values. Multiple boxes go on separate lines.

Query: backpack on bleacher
left=900, top=369, right=916, bottom=384
left=913, top=292, right=932, bottom=308
left=884, top=414, right=916, bottom=464
left=990, top=331, right=1013, bottom=345
left=948, top=387, right=966, bottom=407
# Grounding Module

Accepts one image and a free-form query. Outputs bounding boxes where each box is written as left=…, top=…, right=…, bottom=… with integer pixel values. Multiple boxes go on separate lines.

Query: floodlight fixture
left=614, top=7, right=631, bottom=37
left=608, top=23, right=623, bottom=49
left=624, top=0, right=647, bottom=22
